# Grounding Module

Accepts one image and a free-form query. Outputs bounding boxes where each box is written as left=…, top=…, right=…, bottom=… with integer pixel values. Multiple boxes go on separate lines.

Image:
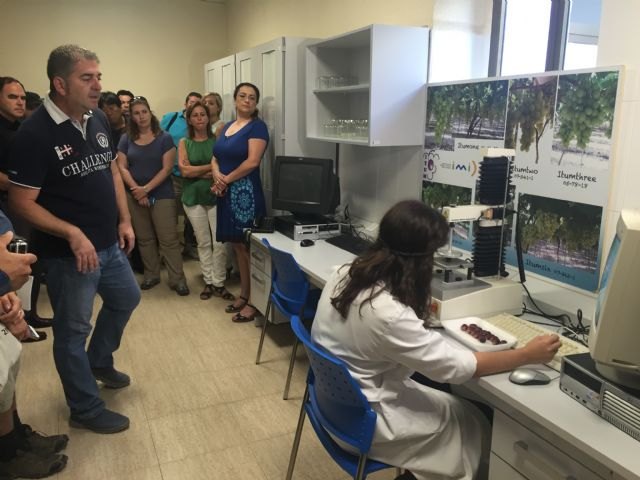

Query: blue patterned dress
left=213, top=118, right=269, bottom=242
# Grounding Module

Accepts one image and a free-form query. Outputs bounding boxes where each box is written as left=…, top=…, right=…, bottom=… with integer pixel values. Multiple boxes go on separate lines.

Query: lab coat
left=311, top=266, right=490, bottom=480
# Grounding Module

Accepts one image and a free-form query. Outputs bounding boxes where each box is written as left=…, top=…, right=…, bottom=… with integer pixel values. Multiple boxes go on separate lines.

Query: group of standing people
left=0, top=42, right=271, bottom=457
left=1, top=41, right=568, bottom=480
left=110, top=83, right=269, bottom=322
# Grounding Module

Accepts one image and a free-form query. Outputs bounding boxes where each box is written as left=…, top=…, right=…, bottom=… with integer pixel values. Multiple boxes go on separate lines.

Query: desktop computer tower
left=274, top=215, right=341, bottom=241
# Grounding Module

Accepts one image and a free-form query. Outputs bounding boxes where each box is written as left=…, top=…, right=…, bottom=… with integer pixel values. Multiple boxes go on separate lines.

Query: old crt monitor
left=589, top=209, right=640, bottom=389
left=272, top=156, right=339, bottom=220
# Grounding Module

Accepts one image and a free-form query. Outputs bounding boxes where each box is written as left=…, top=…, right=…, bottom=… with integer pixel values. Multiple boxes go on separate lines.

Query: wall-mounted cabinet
left=306, top=24, right=429, bottom=147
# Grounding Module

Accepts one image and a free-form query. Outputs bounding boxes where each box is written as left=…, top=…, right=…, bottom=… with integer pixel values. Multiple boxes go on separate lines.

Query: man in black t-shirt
left=0, top=76, right=52, bottom=334
left=8, top=45, right=141, bottom=434
left=98, top=91, right=126, bottom=147
left=0, top=77, right=25, bottom=213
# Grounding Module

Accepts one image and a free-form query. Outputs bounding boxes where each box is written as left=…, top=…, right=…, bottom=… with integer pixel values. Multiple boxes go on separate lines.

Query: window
left=489, top=0, right=602, bottom=76
left=501, top=0, right=552, bottom=76
left=564, top=0, right=601, bottom=69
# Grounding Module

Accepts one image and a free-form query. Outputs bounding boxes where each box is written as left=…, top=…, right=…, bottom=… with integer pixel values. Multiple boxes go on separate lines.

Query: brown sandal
left=211, top=286, right=235, bottom=301
left=200, top=284, right=215, bottom=300
left=225, top=296, right=248, bottom=313
left=232, top=305, right=259, bottom=323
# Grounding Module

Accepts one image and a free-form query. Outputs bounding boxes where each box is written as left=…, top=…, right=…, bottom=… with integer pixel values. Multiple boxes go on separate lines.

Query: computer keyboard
left=483, top=313, right=589, bottom=371
left=325, top=234, right=373, bottom=256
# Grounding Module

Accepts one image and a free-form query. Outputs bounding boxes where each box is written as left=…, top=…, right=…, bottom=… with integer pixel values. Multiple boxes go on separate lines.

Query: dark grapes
left=460, top=323, right=503, bottom=345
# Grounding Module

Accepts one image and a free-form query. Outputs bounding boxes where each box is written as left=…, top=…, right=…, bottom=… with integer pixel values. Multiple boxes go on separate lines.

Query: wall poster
left=422, top=68, right=622, bottom=291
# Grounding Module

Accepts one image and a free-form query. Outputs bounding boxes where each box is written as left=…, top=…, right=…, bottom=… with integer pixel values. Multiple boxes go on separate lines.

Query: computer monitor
left=272, top=156, right=340, bottom=221
left=589, top=209, right=640, bottom=389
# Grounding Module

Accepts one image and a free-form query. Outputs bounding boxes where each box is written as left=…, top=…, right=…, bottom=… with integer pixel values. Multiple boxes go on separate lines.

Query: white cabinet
left=233, top=37, right=334, bottom=209
left=205, top=38, right=334, bottom=212
left=203, top=55, right=236, bottom=124
left=249, top=236, right=287, bottom=323
left=305, top=24, right=429, bottom=147
left=490, top=410, right=604, bottom=480
left=489, top=453, right=528, bottom=480
left=249, top=245, right=271, bottom=317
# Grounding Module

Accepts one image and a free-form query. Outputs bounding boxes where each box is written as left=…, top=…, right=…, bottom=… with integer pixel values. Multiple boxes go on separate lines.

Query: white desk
left=250, top=231, right=640, bottom=480
left=252, top=232, right=355, bottom=287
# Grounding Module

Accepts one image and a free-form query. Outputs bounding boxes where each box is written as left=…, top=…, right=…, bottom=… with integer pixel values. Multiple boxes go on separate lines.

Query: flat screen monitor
left=272, top=156, right=339, bottom=220
left=589, top=209, right=640, bottom=389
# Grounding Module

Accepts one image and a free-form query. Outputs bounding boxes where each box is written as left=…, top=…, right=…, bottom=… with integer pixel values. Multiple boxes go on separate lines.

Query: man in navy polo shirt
left=8, top=45, right=141, bottom=434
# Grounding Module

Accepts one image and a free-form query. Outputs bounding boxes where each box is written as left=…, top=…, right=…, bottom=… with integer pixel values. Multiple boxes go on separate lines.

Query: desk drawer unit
left=490, top=410, right=603, bottom=480
left=250, top=247, right=271, bottom=316
left=249, top=243, right=288, bottom=324
left=489, top=453, right=527, bottom=480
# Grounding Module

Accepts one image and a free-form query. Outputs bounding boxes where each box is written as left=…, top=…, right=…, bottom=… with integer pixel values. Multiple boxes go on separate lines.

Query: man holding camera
left=0, top=210, right=68, bottom=479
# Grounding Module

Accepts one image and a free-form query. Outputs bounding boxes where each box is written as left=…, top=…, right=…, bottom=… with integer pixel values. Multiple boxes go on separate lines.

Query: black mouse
left=300, top=239, right=315, bottom=247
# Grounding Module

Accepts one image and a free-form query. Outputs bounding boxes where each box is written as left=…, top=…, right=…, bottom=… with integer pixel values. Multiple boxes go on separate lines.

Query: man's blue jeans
left=45, top=243, right=141, bottom=419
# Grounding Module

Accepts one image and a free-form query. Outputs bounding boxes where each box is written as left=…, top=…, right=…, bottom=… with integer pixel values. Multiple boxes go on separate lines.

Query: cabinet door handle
left=251, top=273, right=265, bottom=286
left=251, top=251, right=264, bottom=261
left=513, top=441, right=577, bottom=480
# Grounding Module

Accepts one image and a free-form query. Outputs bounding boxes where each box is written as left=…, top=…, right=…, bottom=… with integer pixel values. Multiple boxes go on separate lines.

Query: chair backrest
left=290, top=315, right=378, bottom=454
left=263, top=238, right=311, bottom=316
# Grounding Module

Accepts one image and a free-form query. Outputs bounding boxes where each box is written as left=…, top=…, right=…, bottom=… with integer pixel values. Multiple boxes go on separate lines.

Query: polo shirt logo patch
left=54, top=144, right=73, bottom=160
left=96, top=132, right=109, bottom=148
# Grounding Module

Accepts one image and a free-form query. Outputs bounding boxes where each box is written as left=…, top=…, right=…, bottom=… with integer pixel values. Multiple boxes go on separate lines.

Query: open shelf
left=306, top=24, right=429, bottom=147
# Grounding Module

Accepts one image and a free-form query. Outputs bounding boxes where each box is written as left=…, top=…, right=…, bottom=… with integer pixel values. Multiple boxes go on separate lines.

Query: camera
left=8, top=236, right=28, bottom=254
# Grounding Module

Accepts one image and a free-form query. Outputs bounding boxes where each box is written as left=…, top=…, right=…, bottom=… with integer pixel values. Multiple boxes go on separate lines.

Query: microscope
left=429, top=149, right=523, bottom=324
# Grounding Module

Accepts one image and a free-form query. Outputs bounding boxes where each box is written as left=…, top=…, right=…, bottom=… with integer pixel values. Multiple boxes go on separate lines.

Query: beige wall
left=0, top=0, right=227, bottom=116
left=596, top=0, right=640, bottom=246
left=224, top=0, right=434, bottom=53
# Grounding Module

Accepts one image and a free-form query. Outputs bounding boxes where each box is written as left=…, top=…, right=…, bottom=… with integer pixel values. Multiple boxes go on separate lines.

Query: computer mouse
left=300, top=239, right=315, bottom=247
left=509, top=368, right=551, bottom=386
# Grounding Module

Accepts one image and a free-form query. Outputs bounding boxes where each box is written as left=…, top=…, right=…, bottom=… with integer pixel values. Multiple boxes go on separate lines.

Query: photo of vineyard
left=551, top=71, right=619, bottom=170
left=518, top=194, right=601, bottom=273
left=422, top=182, right=472, bottom=240
left=422, top=181, right=472, bottom=209
left=505, top=75, right=558, bottom=164
left=425, top=80, right=509, bottom=151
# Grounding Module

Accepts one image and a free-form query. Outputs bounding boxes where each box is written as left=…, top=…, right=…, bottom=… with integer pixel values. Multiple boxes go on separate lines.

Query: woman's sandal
left=200, top=284, right=214, bottom=300
left=225, top=296, right=248, bottom=313
left=232, top=304, right=259, bottom=323
left=211, top=286, right=235, bottom=301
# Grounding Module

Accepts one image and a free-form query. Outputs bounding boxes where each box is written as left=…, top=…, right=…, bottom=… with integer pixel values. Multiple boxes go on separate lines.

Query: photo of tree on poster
left=422, top=181, right=472, bottom=243
left=505, top=76, right=558, bottom=164
left=422, top=181, right=472, bottom=208
left=551, top=71, right=618, bottom=170
left=425, top=80, right=509, bottom=151
left=518, top=194, right=601, bottom=273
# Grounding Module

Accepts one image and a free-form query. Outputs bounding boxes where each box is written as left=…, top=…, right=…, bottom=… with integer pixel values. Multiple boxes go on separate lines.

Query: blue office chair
left=286, top=315, right=399, bottom=480
left=255, top=239, right=321, bottom=400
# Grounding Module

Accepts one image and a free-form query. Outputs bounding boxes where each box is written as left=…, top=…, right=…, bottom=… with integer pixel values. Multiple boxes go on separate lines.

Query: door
left=235, top=39, right=285, bottom=209
left=204, top=54, right=236, bottom=123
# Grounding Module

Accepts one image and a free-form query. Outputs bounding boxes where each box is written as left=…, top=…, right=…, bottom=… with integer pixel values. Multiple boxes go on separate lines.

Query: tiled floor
left=16, top=258, right=396, bottom=480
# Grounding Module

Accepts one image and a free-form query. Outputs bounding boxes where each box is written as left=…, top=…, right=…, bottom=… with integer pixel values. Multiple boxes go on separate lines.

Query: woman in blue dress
left=211, top=83, right=268, bottom=322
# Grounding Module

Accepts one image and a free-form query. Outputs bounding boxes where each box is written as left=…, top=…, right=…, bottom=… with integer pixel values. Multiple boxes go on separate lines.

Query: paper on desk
left=15, top=276, right=33, bottom=310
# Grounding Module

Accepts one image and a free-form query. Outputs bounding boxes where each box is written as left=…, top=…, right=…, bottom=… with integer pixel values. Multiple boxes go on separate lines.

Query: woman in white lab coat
left=311, top=200, right=561, bottom=480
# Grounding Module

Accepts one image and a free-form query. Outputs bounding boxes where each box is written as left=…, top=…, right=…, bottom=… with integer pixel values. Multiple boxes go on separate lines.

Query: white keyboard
left=484, top=313, right=588, bottom=371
